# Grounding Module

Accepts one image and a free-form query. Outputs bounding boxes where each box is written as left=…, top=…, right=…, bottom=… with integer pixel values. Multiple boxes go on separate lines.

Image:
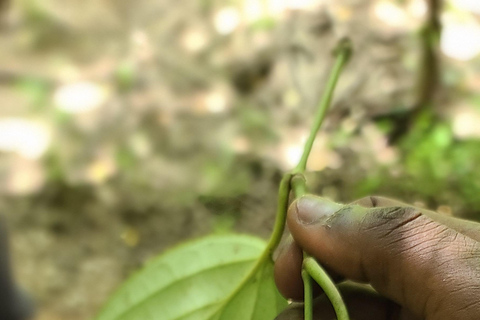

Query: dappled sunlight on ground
left=0, top=0, right=480, bottom=319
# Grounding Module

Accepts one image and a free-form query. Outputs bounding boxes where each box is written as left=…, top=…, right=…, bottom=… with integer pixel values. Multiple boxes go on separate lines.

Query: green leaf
left=96, top=234, right=287, bottom=320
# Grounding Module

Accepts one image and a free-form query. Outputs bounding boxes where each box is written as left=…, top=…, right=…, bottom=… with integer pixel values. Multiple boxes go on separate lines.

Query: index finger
left=353, top=196, right=480, bottom=242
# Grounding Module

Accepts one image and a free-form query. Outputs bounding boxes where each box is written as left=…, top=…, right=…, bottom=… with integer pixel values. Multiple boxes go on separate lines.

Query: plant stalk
left=266, top=173, right=293, bottom=257
left=215, top=173, right=293, bottom=311
left=293, top=39, right=352, bottom=175
left=302, top=269, right=313, bottom=320
left=304, top=257, right=349, bottom=320
left=234, top=38, right=352, bottom=319
left=293, top=39, right=352, bottom=320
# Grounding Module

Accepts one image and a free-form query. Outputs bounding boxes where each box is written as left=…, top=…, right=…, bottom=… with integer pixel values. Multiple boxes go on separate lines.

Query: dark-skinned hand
left=274, top=195, right=480, bottom=320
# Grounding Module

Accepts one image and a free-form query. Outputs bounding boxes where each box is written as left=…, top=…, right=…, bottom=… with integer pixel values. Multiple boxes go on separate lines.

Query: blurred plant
left=18, top=0, right=73, bottom=49
left=376, top=0, right=442, bottom=143
left=356, top=109, right=480, bottom=220
left=401, top=111, right=480, bottom=215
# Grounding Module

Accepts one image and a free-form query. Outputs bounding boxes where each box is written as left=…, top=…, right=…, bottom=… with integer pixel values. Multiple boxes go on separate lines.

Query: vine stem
left=212, top=173, right=292, bottom=315
left=304, top=257, right=349, bottom=320
left=293, top=38, right=352, bottom=175
left=221, top=39, right=352, bottom=319
left=292, top=39, right=352, bottom=320
left=302, top=269, right=313, bottom=320
left=264, top=173, right=293, bottom=257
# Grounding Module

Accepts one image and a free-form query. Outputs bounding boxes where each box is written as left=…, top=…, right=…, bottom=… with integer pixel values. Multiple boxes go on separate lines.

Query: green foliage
left=359, top=111, right=480, bottom=218
left=96, top=235, right=286, bottom=320
left=14, top=78, right=50, bottom=110
left=352, top=171, right=383, bottom=199
left=19, top=0, right=73, bottom=48
left=407, top=133, right=480, bottom=212
left=403, top=120, right=452, bottom=183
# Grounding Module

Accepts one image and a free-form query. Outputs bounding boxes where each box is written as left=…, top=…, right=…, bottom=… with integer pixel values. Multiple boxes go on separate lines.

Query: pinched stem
left=302, top=268, right=313, bottom=320
left=268, top=39, right=352, bottom=257
left=218, top=173, right=293, bottom=313
left=304, top=257, right=349, bottom=320
left=293, top=39, right=352, bottom=320
left=291, top=174, right=307, bottom=198
left=248, top=39, right=352, bottom=319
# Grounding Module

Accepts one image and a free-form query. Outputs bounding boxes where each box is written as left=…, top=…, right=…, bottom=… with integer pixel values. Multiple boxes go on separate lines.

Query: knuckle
left=354, top=205, right=480, bottom=319
left=359, top=206, right=453, bottom=256
left=359, top=206, right=422, bottom=236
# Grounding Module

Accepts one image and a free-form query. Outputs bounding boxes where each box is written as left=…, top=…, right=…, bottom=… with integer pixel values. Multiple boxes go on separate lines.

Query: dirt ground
left=0, top=0, right=479, bottom=319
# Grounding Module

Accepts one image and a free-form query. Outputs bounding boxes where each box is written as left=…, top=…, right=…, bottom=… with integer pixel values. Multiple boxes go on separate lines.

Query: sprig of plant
left=270, top=38, right=352, bottom=320
left=202, top=37, right=352, bottom=319
left=96, top=37, right=353, bottom=320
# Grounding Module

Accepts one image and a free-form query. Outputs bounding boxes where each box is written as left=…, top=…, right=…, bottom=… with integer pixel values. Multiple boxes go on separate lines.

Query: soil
left=0, top=0, right=477, bottom=319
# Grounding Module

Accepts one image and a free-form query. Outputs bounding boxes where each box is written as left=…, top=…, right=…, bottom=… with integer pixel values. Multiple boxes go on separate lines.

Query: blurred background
left=0, top=0, right=480, bottom=319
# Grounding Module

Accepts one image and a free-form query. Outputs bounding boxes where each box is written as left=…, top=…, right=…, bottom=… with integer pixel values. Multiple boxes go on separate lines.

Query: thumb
left=287, top=195, right=480, bottom=320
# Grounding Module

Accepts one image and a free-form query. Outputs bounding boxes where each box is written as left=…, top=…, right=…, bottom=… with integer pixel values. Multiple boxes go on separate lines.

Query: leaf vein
left=113, top=258, right=257, bottom=320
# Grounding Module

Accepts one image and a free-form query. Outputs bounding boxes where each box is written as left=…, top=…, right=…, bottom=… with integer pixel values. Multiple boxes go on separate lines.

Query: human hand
left=274, top=196, right=480, bottom=319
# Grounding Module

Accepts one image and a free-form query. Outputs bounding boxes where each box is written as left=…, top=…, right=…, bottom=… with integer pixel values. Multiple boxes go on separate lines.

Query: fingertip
left=286, top=202, right=374, bottom=281
left=274, top=238, right=304, bottom=300
left=288, top=196, right=343, bottom=226
left=274, top=234, right=344, bottom=301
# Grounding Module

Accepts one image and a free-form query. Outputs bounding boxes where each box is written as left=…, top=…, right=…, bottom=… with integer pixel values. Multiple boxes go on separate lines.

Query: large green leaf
left=96, top=234, right=287, bottom=320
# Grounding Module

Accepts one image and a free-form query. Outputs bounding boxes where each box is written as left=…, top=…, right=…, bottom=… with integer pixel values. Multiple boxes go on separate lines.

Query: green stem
left=304, top=257, right=349, bottom=320
left=215, top=173, right=292, bottom=312
left=243, top=172, right=292, bottom=272
left=291, top=174, right=307, bottom=198
left=242, top=172, right=292, bottom=268
left=266, top=173, right=293, bottom=256
left=302, top=268, right=313, bottom=320
left=293, top=39, right=352, bottom=320
left=217, top=39, right=352, bottom=319
left=293, top=39, right=352, bottom=174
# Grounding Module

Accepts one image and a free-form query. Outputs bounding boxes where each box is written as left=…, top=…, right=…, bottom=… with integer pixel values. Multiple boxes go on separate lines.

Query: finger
left=352, top=196, right=480, bottom=242
left=287, top=195, right=480, bottom=319
left=274, top=237, right=339, bottom=301
left=275, top=196, right=480, bottom=303
left=275, top=235, right=345, bottom=301
left=274, top=197, right=401, bottom=300
left=275, top=282, right=420, bottom=320
left=274, top=195, right=454, bottom=301
left=274, top=237, right=304, bottom=300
